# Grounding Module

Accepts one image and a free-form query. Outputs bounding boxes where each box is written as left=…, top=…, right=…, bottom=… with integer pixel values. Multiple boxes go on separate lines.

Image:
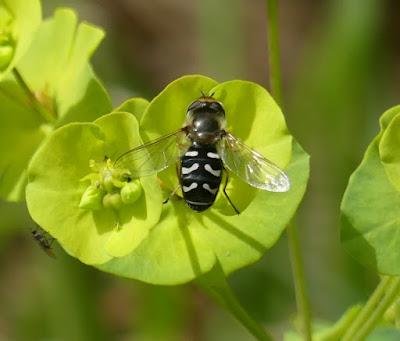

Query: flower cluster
left=79, top=158, right=143, bottom=212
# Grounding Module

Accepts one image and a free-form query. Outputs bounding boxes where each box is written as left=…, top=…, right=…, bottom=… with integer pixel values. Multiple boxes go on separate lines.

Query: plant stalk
left=196, top=265, right=273, bottom=341
left=341, top=276, right=393, bottom=341
left=266, top=0, right=283, bottom=107
left=287, top=220, right=313, bottom=340
left=12, top=68, right=55, bottom=123
left=266, top=1, right=312, bottom=340
left=342, top=276, right=400, bottom=341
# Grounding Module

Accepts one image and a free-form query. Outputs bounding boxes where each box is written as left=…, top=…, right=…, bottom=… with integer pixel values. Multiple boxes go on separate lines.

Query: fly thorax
left=187, top=113, right=225, bottom=144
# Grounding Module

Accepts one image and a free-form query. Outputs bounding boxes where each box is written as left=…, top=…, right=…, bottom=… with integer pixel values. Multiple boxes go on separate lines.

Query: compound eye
left=209, top=102, right=223, bottom=112
left=188, top=101, right=202, bottom=111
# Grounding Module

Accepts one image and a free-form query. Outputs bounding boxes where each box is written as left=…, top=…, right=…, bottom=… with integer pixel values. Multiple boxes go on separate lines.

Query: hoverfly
left=31, top=226, right=56, bottom=258
left=115, top=95, right=290, bottom=213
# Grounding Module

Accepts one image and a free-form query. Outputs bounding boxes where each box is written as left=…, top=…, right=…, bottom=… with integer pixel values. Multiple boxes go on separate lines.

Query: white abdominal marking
left=203, top=183, right=218, bottom=195
left=186, top=200, right=212, bottom=206
left=185, top=151, right=199, bottom=157
left=204, top=164, right=221, bottom=177
left=207, top=152, right=220, bottom=159
left=182, top=163, right=199, bottom=174
left=183, top=182, right=198, bottom=192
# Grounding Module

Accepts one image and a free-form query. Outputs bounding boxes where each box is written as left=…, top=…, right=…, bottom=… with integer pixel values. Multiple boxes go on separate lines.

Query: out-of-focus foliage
left=0, top=8, right=111, bottom=202
left=0, top=0, right=41, bottom=77
left=341, top=106, right=400, bottom=275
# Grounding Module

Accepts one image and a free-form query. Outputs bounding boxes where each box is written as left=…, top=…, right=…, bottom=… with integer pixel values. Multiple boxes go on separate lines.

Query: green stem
left=352, top=277, right=400, bottom=341
left=12, top=68, right=55, bottom=123
left=266, top=1, right=312, bottom=339
left=266, top=0, right=283, bottom=107
left=341, top=276, right=393, bottom=341
left=287, top=220, right=313, bottom=341
left=196, top=265, right=273, bottom=341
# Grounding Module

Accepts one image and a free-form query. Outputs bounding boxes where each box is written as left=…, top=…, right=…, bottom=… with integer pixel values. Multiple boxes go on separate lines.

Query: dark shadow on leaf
left=340, top=213, right=378, bottom=272
left=206, top=211, right=267, bottom=254
left=179, top=202, right=202, bottom=278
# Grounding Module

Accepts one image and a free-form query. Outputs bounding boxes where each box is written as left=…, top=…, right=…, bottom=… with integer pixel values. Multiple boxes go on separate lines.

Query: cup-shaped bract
left=98, top=75, right=310, bottom=284
left=341, top=105, right=400, bottom=275
left=26, top=112, right=163, bottom=265
left=0, top=8, right=111, bottom=202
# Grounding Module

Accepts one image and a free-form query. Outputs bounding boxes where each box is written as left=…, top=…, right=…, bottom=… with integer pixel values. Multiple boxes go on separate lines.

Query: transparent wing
left=218, top=132, right=290, bottom=192
left=114, top=129, right=189, bottom=178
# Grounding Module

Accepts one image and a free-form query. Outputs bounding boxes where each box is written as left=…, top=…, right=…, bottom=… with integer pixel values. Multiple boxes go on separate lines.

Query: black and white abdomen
left=180, top=144, right=222, bottom=212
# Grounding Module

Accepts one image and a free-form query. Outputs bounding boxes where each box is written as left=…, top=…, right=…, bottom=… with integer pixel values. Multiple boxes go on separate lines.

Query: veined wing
left=114, top=129, right=189, bottom=178
left=218, top=132, right=290, bottom=192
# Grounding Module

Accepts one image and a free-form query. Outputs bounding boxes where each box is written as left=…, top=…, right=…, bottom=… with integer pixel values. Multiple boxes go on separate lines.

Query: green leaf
left=341, top=106, right=400, bottom=274
left=99, top=139, right=309, bottom=285
left=26, top=112, right=163, bottom=264
left=0, top=8, right=111, bottom=201
left=0, top=0, right=41, bottom=77
left=379, top=109, right=400, bottom=191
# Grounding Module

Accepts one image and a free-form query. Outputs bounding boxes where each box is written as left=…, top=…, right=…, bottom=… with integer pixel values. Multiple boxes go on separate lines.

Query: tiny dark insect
left=115, top=95, right=290, bottom=213
left=31, top=227, right=56, bottom=258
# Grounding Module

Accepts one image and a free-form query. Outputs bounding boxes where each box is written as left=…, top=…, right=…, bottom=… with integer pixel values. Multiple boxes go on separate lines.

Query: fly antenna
left=200, top=90, right=207, bottom=98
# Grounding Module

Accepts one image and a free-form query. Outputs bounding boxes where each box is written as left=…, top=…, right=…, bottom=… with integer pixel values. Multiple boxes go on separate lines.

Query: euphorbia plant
left=8, top=0, right=400, bottom=340
left=25, top=74, right=310, bottom=339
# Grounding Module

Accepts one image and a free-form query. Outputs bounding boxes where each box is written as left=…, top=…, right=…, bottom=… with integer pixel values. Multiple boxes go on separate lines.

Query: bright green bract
left=0, top=0, right=41, bottom=76
left=26, top=112, right=163, bottom=264
left=341, top=105, right=400, bottom=275
left=0, top=8, right=111, bottom=201
left=97, top=75, right=309, bottom=284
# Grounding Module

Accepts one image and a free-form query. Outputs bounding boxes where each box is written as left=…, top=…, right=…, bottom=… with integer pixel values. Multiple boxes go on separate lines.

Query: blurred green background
left=1, top=0, right=399, bottom=339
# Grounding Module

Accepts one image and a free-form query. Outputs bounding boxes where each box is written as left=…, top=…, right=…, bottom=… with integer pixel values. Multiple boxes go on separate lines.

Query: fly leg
left=163, top=184, right=181, bottom=204
left=223, top=171, right=240, bottom=215
left=163, top=161, right=182, bottom=204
